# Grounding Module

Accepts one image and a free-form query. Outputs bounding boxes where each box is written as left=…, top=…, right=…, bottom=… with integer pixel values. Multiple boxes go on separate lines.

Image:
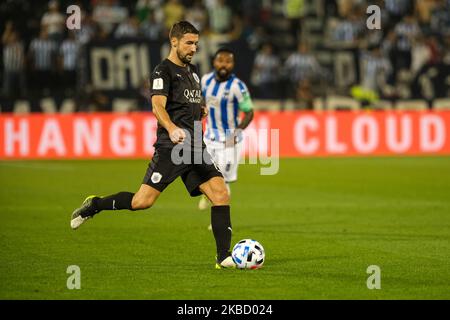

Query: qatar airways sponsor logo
left=184, top=89, right=202, bottom=103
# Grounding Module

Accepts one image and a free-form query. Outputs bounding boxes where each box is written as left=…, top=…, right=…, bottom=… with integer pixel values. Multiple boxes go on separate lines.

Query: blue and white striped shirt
left=202, top=72, right=251, bottom=142
left=30, top=38, right=57, bottom=70
left=60, top=39, right=79, bottom=71
left=395, top=21, right=420, bottom=51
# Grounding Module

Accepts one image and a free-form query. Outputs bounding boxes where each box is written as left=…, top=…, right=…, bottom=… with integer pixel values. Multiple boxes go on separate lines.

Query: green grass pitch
left=1, top=157, right=449, bottom=300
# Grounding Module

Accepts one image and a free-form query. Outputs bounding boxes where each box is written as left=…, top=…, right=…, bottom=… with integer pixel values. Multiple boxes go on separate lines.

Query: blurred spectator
left=336, top=0, right=354, bottom=17
left=185, top=0, right=208, bottom=32
left=228, top=13, right=245, bottom=40
left=41, top=0, right=65, bottom=43
left=163, top=0, right=185, bottom=31
left=92, top=0, right=128, bottom=35
left=208, top=0, right=232, bottom=34
left=59, top=31, right=79, bottom=96
left=1, top=0, right=449, bottom=111
left=204, top=0, right=218, bottom=10
left=284, top=42, right=323, bottom=101
left=246, top=25, right=269, bottom=50
left=251, top=43, right=281, bottom=99
left=427, top=35, right=444, bottom=65
left=135, top=0, right=164, bottom=24
left=28, top=27, right=58, bottom=97
left=444, top=34, right=450, bottom=62
left=352, top=46, right=392, bottom=106
left=385, top=0, right=414, bottom=28
left=242, top=0, right=264, bottom=26
left=411, top=34, right=432, bottom=76
left=415, top=0, right=438, bottom=26
left=2, top=22, right=27, bottom=98
left=283, top=0, right=306, bottom=44
left=331, top=8, right=364, bottom=49
left=411, top=33, right=450, bottom=100
left=140, top=11, right=163, bottom=41
left=410, top=34, right=442, bottom=78
left=74, top=13, right=97, bottom=45
left=430, top=0, right=450, bottom=36
left=393, top=14, right=421, bottom=72
left=115, top=16, right=140, bottom=38
left=381, top=30, right=397, bottom=85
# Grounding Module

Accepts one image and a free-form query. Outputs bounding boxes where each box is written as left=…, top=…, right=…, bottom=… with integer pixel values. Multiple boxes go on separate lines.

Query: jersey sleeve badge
left=153, top=78, right=164, bottom=90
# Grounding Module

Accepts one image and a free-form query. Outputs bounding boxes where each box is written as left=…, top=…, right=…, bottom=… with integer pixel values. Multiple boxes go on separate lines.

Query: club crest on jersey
left=193, top=73, right=200, bottom=83
left=151, top=172, right=162, bottom=183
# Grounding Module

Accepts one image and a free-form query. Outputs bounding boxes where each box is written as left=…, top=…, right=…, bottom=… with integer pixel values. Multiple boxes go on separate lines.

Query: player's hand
left=225, top=129, right=242, bottom=148
left=201, top=106, right=208, bottom=119
left=169, top=126, right=186, bottom=144
left=225, top=133, right=237, bottom=148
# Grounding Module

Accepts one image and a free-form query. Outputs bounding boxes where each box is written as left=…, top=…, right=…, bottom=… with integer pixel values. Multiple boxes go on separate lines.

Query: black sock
left=93, top=192, right=135, bottom=212
left=211, top=205, right=232, bottom=261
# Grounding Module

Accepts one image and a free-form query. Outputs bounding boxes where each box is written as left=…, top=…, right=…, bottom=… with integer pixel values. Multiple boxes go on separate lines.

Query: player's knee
left=131, top=196, right=154, bottom=210
left=210, top=188, right=230, bottom=206
left=131, top=198, right=147, bottom=210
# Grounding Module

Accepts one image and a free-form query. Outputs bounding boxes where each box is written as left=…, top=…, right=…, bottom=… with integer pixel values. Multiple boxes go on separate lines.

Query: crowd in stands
left=1, top=0, right=449, bottom=112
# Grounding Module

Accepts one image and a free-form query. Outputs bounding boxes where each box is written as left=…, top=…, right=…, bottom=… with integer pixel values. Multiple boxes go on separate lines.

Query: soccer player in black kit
left=70, top=21, right=236, bottom=269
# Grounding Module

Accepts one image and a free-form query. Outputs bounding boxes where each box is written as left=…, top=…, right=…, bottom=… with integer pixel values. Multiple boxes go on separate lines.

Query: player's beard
left=177, top=49, right=193, bottom=64
left=216, top=67, right=231, bottom=80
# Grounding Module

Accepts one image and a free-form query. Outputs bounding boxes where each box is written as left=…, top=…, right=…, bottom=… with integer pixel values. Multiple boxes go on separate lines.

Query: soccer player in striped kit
left=199, top=48, right=254, bottom=218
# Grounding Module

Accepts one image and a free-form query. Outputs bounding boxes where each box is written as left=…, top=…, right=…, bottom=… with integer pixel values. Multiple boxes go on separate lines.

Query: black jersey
left=149, top=58, right=204, bottom=150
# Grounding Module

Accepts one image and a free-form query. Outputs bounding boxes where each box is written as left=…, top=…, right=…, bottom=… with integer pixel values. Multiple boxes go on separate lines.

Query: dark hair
left=214, top=47, right=234, bottom=59
left=169, top=21, right=199, bottom=39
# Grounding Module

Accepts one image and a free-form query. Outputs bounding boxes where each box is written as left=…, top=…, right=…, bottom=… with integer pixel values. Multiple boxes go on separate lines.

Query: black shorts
left=142, top=147, right=223, bottom=197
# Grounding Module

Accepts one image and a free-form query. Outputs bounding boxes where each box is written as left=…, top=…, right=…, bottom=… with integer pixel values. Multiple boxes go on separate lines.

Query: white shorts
left=205, top=139, right=243, bottom=183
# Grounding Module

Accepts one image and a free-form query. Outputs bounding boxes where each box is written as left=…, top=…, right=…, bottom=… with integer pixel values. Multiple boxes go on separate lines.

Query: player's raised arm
left=149, top=63, right=185, bottom=144
left=151, top=95, right=186, bottom=144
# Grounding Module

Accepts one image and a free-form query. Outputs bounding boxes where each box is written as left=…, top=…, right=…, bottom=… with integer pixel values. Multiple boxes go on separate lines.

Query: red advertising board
left=1, top=111, right=449, bottom=159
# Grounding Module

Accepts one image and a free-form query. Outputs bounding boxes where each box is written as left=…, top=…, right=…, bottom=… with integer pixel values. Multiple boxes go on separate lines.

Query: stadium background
left=1, top=0, right=449, bottom=113
left=1, top=0, right=450, bottom=300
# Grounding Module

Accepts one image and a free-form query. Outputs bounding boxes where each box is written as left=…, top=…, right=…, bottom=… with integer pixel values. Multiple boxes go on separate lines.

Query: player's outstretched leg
left=70, top=195, right=101, bottom=229
left=70, top=192, right=134, bottom=229
left=200, top=177, right=235, bottom=269
left=70, top=185, right=160, bottom=230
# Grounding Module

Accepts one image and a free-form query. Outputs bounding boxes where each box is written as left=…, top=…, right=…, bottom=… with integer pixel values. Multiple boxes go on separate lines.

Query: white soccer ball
left=231, top=239, right=265, bottom=269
